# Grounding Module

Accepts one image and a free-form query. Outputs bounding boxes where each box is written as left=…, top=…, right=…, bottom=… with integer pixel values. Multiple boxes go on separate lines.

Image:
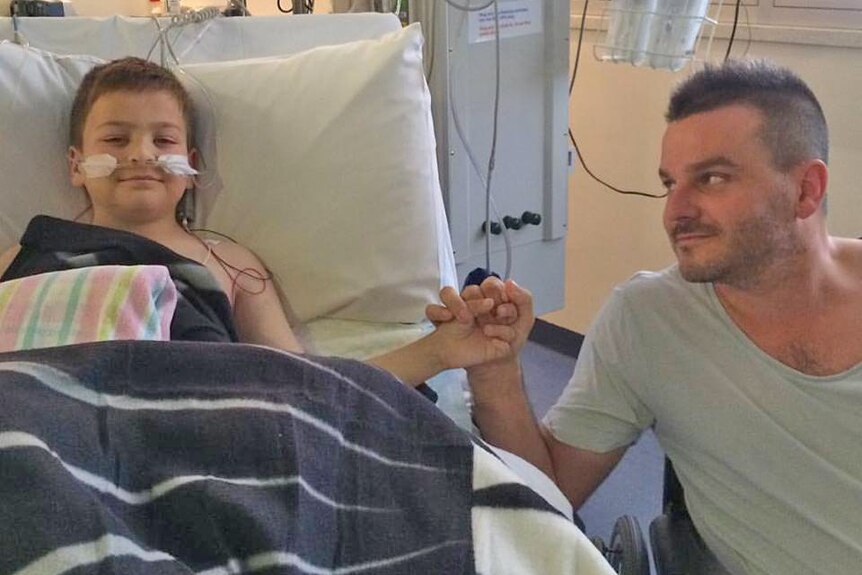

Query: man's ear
left=68, top=147, right=86, bottom=188
left=795, top=159, right=828, bottom=220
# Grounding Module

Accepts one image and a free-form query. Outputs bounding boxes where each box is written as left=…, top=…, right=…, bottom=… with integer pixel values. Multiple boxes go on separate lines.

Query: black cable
left=724, top=0, right=742, bottom=61
left=568, top=0, right=665, bottom=199
left=276, top=0, right=292, bottom=13
left=569, top=129, right=666, bottom=199
left=569, top=0, right=588, bottom=96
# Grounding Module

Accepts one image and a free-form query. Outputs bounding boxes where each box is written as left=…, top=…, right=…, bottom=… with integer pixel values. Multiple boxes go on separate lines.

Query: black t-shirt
left=3, top=215, right=238, bottom=343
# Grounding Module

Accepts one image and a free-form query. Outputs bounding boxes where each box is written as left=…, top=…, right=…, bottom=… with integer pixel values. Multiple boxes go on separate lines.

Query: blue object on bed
left=463, top=267, right=501, bottom=289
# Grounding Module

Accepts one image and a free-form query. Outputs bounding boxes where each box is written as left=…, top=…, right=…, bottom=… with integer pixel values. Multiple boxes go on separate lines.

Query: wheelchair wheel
left=606, top=515, right=650, bottom=575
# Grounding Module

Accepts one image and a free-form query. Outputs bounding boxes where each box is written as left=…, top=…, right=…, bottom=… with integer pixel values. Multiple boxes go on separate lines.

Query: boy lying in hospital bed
left=0, top=49, right=616, bottom=574
left=0, top=56, right=519, bottom=386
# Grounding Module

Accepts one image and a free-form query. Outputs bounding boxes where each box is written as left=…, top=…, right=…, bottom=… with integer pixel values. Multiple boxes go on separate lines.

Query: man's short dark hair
left=666, top=59, right=828, bottom=171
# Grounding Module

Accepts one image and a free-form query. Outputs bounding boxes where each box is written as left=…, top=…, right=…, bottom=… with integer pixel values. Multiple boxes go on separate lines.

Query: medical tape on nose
left=77, top=154, right=199, bottom=178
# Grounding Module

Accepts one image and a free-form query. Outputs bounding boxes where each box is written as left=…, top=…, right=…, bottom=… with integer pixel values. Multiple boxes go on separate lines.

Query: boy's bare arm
left=0, top=245, right=21, bottom=279
left=367, top=298, right=517, bottom=387
left=218, top=242, right=304, bottom=353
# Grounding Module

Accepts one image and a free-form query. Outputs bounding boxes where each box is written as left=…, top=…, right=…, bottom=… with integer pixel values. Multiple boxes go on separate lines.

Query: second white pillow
left=182, top=24, right=450, bottom=324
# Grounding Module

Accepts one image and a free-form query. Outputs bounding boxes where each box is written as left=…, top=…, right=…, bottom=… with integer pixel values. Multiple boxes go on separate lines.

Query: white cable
left=450, top=85, right=513, bottom=280
left=484, top=0, right=501, bottom=275
left=170, top=65, right=220, bottom=192
left=176, top=19, right=218, bottom=62
left=11, top=14, right=28, bottom=46
left=445, top=0, right=509, bottom=279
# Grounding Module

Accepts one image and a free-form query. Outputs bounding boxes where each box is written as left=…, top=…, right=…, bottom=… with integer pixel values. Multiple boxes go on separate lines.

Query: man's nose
left=664, top=182, right=700, bottom=220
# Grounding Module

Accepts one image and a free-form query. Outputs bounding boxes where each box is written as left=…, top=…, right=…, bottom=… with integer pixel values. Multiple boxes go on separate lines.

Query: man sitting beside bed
left=0, top=56, right=519, bottom=387
left=429, top=59, right=862, bottom=575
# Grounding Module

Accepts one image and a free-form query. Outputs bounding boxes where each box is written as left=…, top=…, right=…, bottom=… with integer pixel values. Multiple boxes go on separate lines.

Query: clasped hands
left=425, top=276, right=534, bottom=373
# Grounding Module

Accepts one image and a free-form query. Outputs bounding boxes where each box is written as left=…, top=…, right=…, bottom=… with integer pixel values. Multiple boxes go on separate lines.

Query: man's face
left=659, top=104, right=804, bottom=287
left=69, top=89, right=194, bottom=227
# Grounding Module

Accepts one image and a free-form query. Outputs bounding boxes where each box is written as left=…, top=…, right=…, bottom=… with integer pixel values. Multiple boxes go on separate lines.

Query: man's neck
left=711, top=235, right=862, bottom=376
left=713, top=235, right=851, bottom=320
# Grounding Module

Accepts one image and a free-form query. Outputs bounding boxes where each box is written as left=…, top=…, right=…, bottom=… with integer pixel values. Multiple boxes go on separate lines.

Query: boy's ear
left=68, top=147, right=86, bottom=188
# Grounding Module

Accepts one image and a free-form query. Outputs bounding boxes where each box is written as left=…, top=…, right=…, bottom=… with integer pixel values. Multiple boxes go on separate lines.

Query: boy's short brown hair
left=69, top=57, right=194, bottom=149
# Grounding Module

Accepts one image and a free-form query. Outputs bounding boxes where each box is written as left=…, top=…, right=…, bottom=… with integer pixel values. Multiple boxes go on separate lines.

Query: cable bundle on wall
left=146, top=5, right=223, bottom=66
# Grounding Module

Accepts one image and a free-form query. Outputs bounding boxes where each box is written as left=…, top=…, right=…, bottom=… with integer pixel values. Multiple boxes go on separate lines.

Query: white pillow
left=0, top=42, right=98, bottom=252
left=0, top=22, right=452, bottom=325
left=182, top=24, right=449, bottom=324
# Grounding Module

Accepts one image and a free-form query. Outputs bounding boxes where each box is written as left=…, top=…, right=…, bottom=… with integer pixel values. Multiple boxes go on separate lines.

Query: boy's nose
left=126, top=139, right=158, bottom=163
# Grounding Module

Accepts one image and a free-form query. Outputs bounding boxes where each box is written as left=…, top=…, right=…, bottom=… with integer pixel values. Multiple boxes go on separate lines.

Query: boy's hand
left=425, top=277, right=534, bottom=370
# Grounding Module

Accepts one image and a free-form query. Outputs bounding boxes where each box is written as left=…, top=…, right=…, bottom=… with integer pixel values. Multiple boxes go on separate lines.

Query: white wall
left=542, top=30, right=862, bottom=334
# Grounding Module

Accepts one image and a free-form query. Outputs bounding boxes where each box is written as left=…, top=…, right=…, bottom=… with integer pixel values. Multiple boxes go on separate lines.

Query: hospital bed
left=0, top=11, right=615, bottom=574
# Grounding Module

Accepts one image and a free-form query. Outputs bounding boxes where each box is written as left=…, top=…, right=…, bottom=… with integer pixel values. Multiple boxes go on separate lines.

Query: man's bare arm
left=544, top=429, right=627, bottom=509
left=439, top=277, right=628, bottom=508
left=468, top=357, right=627, bottom=508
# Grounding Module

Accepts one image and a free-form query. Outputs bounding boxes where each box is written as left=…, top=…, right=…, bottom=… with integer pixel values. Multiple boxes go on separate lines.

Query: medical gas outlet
left=482, top=211, right=542, bottom=235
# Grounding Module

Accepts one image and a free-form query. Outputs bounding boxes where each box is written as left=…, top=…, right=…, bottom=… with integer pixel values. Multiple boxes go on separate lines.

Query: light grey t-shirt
left=544, top=266, right=862, bottom=575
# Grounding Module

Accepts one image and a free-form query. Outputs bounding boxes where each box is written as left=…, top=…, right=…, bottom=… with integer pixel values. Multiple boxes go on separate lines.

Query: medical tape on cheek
left=77, top=154, right=118, bottom=178
left=77, top=154, right=199, bottom=178
left=157, top=155, right=199, bottom=176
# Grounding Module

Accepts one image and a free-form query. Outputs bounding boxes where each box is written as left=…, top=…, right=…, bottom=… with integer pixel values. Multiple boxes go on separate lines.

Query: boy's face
left=69, top=89, right=196, bottom=227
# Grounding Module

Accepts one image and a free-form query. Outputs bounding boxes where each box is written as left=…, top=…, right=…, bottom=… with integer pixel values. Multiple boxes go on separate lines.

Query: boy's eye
left=155, top=136, right=180, bottom=146
left=102, top=136, right=127, bottom=144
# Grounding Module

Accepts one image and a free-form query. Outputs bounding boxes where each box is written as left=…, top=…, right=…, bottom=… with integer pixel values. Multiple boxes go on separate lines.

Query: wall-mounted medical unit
left=412, top=0, right=571, bottom=315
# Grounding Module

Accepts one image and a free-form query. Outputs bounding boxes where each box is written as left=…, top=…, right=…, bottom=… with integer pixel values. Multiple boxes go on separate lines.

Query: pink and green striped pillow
left=0, top=265, right=177, bottom=352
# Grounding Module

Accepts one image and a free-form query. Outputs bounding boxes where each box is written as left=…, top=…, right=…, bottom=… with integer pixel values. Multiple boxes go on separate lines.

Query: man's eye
left=699, top=173, right=728, bottom=188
